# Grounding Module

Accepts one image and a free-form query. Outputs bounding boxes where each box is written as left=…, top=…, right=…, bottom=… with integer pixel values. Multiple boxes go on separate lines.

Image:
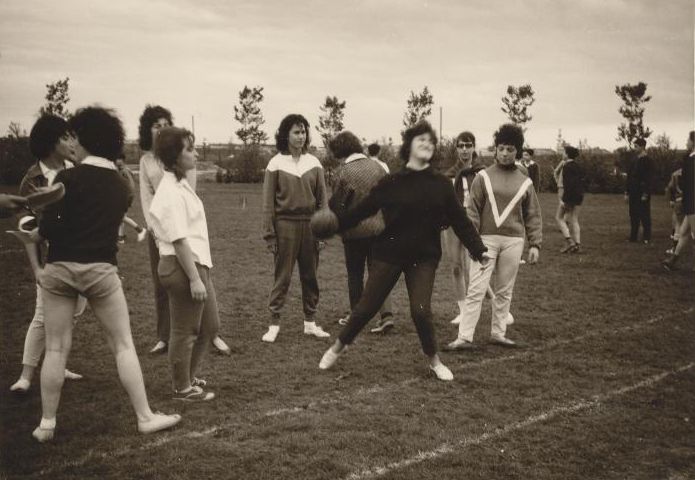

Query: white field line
left=343, top=362, right=695, bottom=480
left=36, top=307, right=693, bottom=477
left=265, top=306, right=694, bottom=417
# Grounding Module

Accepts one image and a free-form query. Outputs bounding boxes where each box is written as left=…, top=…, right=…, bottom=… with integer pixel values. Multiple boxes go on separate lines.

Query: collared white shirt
left=148, top=172, right=212, bottom=268
left=369, top=155, right=390, bottom=173
left=81, top=156, right=118, bottom=171
left=39, top=159, right=75, bottom=186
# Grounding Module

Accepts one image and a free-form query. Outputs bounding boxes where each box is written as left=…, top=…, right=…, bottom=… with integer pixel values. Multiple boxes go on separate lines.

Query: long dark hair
left=399, top=121, right=438, bottom=163
left=138, top=105, right=173, bottom=150
left=275, top=114, right=310, bottom=155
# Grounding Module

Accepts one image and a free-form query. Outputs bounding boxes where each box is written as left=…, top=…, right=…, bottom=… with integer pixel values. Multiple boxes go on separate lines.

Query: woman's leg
left=297, top=221, right=320, bottom=320
left=568, top=206, right=581, bottom=246
left=15, top=285, right=45, bottom=386
left=343, top=238, right=369, bottom=310
left=402, top=261, right=438, bottom=357
left=147, top=234, right=170, bottom=346
left=189, top=268, right=220, bottom=382
left=442, top=229, right=467, bottom=322
left=268, top=220, right=301, bottom=325
left=38, top=289, right=76, bottom=422
left=490, top=237, right=525, bottom=340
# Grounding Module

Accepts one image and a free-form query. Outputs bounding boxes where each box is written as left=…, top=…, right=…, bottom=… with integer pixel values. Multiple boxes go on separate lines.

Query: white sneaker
left=337, top=315, right=349, bottom=326
left=450, top=315, right=462, bottom=325
left=137, top=229, right=148, bottom=242
left=32, top=425, right=55, bottom=443
left=304, top=322, right=330, bottom=338
left=262, top=325, right=280, bottom=343
left=319, top=346, right=345, bottom=370
left=429, top=363, right=454, bottom=381
left=64, top=369, right=83, bottom=380
left=10, top=378, right=30, bottom=392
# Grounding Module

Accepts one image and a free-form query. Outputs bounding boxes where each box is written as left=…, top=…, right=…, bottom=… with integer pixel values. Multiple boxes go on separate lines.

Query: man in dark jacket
left=663, top=131, right=695, bottom=270
left=521, top=148, right=540, bottom=191
left=625, top=138, right=654, bottom=244
left=558, top=145, right=584, bottom=253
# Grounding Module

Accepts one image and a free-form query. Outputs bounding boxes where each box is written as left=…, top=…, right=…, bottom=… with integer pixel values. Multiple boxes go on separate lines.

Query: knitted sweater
left=467, top=164, right=542, bottom=247
left=262, top=153, right=327, bottom=242
left=334, top=166, right=486, bottom=265
left=329, top=153, right=387, bottom=240
left=39, top=157, right=129, bottom=265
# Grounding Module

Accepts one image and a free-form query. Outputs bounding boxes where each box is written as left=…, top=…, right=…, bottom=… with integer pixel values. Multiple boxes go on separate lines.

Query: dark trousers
left=629, top=193, right=651, bottom=241
left=339, top=259, right=438, bottom=357
left=148, top=234, right=171, bottom=342
left=268, top=219, right=319, bottom=321
left=343, top=238, right=392, bottom=316
left=158, top=256, right=220, bottom=391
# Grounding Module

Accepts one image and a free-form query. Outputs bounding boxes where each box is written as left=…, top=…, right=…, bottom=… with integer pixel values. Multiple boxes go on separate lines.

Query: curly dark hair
left=138, top=105, right=173, bottom=150
left=275, top=114, right=310, bottom=154
left=29, top=115, right=72, bottom=159
left=564, top=145, right=579, bottom=159
left=155, top=126, right=194, bottom=181
left=493, top=123, right=524, bottom=159
left=399, top=121, right=438, bottom=163
left=523, top=148, right=535, bottom=157
left=329, top=131, right=363, bottom=159
left=69, top=106, right=124, bottom=161
left=367, top=143, right=381, bottom=156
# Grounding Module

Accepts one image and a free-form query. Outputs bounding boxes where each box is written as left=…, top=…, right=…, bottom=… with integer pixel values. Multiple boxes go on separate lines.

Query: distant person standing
left=557, top=146, right=584, bottom=253
left=625, top=138, right=654, bottom=244
left=663, top=131, right=695, bottom=271
left=664, top=158, right=684, bottom=254
left=367, top=143, right=390, bottom=173
left=521, top=148, right=540, bottom=191
left=261, top=114, right=330, bottom=343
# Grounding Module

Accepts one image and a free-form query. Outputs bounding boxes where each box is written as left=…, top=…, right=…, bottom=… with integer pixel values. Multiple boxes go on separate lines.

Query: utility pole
left=191, top=115, right=195, bottom=138
left=439, top=106, right=443, bottom=143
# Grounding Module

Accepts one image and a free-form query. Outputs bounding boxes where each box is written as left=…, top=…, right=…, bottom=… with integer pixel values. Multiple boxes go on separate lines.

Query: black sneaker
left=370, top=318, right=395, bottom=334
left=173, top=386, right=215, bottom=402
left=662, top=256, right=678, bottom=271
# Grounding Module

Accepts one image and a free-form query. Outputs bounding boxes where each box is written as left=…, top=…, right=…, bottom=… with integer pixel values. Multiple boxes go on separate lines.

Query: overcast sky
left=0, top=0, right=693, bottom=149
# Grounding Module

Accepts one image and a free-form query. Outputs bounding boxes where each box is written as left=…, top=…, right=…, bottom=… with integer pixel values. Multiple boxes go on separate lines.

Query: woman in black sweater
left=33, top=107, right=181, bottom=442
left=315, top=121, right=488, bottom=381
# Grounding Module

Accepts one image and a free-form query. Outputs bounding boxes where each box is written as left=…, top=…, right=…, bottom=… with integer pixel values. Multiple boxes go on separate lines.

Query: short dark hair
left=633, top=138, right=647, bottom=148
left=493, top=124, right=524, bottom=159
left=69, top=106, right=124, bottom=161
left=329, top=131, right=363, bottom=159
left=564, top=145, right=579, bottom=159
left=155, top=126, right=194, bottom=181
left=689, top=131, right=695, bottom=143
left=455, top=131, right=476, bottom=146
left=367, top=143, right=381, bottom=156
left=138, top=105, right=173, bottom=150
left=523, top=148, right=535, bottom=156
left=29, top=115, right=72, bottom=159
left=399, top=121, right=438, bottom=163
left=275, top=114, right=310, bottom=155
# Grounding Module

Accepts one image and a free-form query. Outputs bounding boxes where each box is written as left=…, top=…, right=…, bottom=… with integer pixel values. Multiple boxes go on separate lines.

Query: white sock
left=39, top=417, right=56, bottom=430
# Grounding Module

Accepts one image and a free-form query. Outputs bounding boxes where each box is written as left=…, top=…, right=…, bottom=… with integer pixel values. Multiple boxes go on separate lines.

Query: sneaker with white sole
left=490, top=335, right=519, bottom=348
left=149, top=340, right=167, bottom=354
left=10, top=378, right=30, bottom=393
left=191, top=377, right=207, bottom=388
left=137, top=229, right=148, bottom=242
left=429, top=363, right=454, bottom=381
left=32, top=425, right=55, bottom=443
left=319, top=345, right=345, bottom=370
left=262, top=325, right=280, bottom=343
left=304, top=322, right=330, bottom=338
left=64, top=369, right=83, bottom=380
left=443, top=338, right=475, bottom=351
left=337, top=315, right=349, bottom=326
left=138, top=412, right=182, bottom=434
left=173, top=386, right=215, bottom=402
left=370, top=318, right=394, bottom=334
left=450, top=315, right=462, bottom=325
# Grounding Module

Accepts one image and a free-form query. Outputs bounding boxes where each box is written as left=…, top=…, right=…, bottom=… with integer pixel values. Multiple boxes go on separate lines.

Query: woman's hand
left=478, top=252, right=491, bottom=266
left=527, top=246, right=540, bottom=264
left=190, top=278, right=207, bottom=302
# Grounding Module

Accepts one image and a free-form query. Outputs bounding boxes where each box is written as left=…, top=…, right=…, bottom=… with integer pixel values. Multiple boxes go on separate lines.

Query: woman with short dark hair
left=315, top=121, right=488, bottom=381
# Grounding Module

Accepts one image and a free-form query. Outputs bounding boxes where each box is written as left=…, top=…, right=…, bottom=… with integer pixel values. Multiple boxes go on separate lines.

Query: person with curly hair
left=137, top=105, right=230, bottom=356
left=33, top=106, right=181, bottom=442
left=315, top=121, right=488, bottom=381
left=10, top=114, right=85, bottom=393
left=261, top=114, right=330, bottom=343
left=149, top=127, right=219, bottom=401
left=446, top=123, right=542, bottom=351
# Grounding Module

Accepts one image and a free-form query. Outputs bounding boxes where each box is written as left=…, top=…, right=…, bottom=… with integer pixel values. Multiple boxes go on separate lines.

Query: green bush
left=226, top=145, right=268, bottom=183
left=0, top=137, right=33, bottom=185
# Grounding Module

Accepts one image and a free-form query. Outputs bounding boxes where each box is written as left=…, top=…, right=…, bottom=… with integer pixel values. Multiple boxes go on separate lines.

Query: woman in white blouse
left=149, top=127, right=219, bottom=402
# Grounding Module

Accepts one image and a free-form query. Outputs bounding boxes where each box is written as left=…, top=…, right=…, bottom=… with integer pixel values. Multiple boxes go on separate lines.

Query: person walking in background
left=625, top=138, right=654, bottom=244
left=138, top=105, right=230, bottom=355
left=115, top=156, right=147, bottom=244
left=315, top=121, right=488, bottom=381
left=10, top=114, right=84, bottom=393
left=33, top=106, right=181, bottom=442
left=367, top=143, right=390, bottom=173
left=663, top=131, right=695, bottom=271
left=149, top=127, right=220, bottom=402
left=261, top=114, right=330, bottom=343
left=445, top=131, right=483, bottom=325
left=328, top=131, right=394, bottom=333
left=446, top=124, right=542, bottom=351
left=557, top=145, right=584, bottom=253
left=664, top=157, right=684, bottom=254
left=521, top=148, right=540, bottom=191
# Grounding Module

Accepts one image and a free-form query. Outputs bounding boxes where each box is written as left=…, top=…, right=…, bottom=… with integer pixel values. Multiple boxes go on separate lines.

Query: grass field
left=1, top=183, right=693, bottom=480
